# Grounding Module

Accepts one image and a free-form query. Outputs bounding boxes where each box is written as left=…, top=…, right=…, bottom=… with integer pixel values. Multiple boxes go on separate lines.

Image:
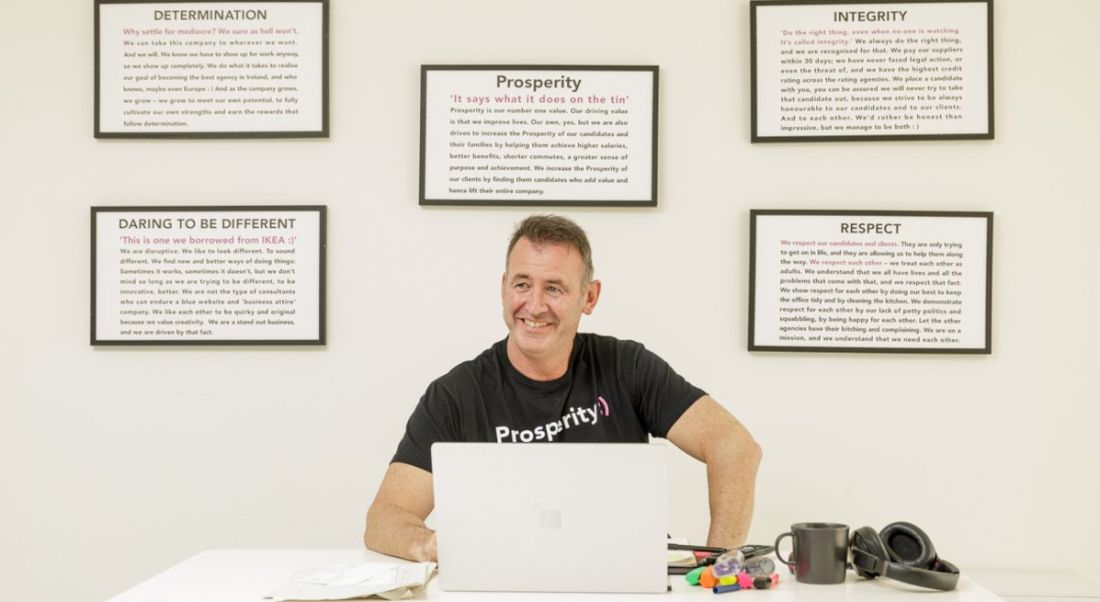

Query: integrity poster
left=751, top=0, right=992, bottom=141
left=95, top=0, right=328, bottom=137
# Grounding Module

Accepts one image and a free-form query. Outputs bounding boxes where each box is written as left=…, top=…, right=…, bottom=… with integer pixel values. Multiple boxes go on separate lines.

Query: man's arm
left=666, top=395, right=762, bottom=549
left=364, top=462, right=438, bottom=562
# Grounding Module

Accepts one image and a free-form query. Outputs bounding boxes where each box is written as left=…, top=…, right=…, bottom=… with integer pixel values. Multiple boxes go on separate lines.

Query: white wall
left=2, top=1, right=1098, bottom=600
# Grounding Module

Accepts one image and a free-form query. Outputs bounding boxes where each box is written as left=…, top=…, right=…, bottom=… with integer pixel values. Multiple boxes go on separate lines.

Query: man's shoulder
left=578, top=332, right=647, bottom=354
left=432, top=338, right=506, bottom=388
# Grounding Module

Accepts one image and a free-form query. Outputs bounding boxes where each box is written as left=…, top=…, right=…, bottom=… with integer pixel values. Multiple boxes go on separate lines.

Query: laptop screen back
left=431, top=442, right=668, bottom=593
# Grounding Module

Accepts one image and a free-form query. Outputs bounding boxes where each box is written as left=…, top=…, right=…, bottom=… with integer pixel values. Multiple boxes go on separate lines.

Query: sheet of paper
left=271, top=561, right=436, bottom=601
left=667, top=536, right=696, bottom=567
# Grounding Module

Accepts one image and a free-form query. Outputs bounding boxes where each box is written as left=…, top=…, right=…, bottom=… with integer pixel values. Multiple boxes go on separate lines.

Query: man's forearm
left=364, top=501, right=437, bottom=562
left=665, top=396, right=764, bottom=550
left=705, top=435, right=762, bottom=549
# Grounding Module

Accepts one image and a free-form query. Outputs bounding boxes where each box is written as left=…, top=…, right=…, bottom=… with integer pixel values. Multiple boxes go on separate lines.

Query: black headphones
left=849, top=522, right=960, bottom=591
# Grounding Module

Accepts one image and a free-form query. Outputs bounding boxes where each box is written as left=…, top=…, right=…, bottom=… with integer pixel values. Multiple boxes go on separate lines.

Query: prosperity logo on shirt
left=494, top=396, right=613, bottom=443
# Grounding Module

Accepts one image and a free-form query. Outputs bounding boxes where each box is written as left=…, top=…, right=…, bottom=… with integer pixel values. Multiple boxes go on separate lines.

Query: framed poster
left=420, top=65, right=658, bottom=206
left=751, top=0, right=993, bottom=142
left=749, top=210, right=992, bottom=353
left=92, top=206, right=326, bottom=345
left=95, top=0, right=328, bottom=138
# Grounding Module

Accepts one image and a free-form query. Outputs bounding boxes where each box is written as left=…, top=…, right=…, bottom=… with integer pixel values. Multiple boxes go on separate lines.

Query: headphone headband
left=884, top=558, right=959, bottom=591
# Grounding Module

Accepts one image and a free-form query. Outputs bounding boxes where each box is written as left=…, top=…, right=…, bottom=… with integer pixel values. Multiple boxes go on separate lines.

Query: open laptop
left=431, top=442, right=668, bottom=593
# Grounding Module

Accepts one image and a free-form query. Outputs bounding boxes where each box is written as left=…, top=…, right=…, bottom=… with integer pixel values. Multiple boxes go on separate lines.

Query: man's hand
left=409, top=530, right=438, bottom=563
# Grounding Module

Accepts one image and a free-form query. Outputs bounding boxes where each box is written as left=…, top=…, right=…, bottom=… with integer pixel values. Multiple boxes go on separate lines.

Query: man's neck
left=505, top=336, right=573, bottom=381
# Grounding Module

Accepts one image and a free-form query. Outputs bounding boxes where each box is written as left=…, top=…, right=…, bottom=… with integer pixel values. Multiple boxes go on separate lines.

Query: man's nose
left=526, top=288, right=547, bottom=314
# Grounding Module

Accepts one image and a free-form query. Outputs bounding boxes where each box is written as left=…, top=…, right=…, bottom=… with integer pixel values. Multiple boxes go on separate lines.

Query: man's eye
left=514, top=282, right=529, bottom=289
left=547, top=286, right=561, bottom=294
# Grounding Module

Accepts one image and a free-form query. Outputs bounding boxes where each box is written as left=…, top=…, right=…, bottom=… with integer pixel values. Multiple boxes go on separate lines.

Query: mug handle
left=774, top=531, right=795, bottom=568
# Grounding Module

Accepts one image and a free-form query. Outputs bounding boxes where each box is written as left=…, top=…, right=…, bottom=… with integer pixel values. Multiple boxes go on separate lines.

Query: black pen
left=667, top=543, right=727, bottom=554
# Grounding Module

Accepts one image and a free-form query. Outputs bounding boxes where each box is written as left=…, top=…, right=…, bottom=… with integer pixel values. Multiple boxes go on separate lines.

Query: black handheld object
left=740, top=544, right=775, bottom=559
left=667, top=543, right=774, bottom=558
left=849, top=522, right=960, bottom=591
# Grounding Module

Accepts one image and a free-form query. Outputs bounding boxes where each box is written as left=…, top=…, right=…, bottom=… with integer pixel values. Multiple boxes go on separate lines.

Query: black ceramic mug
left=774, top=522, right=849, bottom=584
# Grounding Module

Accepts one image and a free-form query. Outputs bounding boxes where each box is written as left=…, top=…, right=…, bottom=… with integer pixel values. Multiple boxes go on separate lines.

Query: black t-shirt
left=392, top=333, right=706, bottom=472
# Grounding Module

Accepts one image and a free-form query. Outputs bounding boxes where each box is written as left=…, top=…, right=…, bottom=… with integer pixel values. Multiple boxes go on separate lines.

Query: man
left=364, top=214, right=762, bottom=562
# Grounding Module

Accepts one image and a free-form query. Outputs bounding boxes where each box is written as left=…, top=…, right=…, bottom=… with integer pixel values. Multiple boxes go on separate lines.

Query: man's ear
left=582, top=279, right=601, bottom=315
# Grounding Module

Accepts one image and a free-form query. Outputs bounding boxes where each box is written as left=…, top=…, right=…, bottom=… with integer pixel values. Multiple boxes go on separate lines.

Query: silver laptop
left=431, top=442, right=668, bottom=593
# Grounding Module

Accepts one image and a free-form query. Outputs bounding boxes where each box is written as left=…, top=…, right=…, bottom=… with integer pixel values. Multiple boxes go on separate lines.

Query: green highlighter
left=685, top=566, right=707, bottom=586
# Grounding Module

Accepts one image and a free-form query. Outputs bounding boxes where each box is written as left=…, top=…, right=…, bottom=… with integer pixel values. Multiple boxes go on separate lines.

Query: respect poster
left=750, top=211, right=992, bottom=352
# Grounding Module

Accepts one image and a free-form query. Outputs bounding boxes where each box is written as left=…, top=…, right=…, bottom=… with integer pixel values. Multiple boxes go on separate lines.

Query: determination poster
left=95, top=0, right=328, bottom=137
left=92, top=206, right=326, bottom=345
left=420, top=65, right=658, bottom=206
left=749, top=210, right=992, bottom=353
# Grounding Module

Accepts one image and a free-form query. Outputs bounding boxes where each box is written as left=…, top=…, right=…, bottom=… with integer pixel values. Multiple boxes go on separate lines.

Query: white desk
left=108, top=549, right=1009, bottom=602
left=966, top=570, right=1100, bottom=602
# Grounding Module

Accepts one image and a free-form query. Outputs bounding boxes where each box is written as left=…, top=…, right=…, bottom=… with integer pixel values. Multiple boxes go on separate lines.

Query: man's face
left=502, top=237, right=600, bottom=366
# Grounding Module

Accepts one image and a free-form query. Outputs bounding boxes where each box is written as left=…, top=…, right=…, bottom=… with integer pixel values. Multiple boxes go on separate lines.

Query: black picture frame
left=94, top=0, right=329, bottom=139
left=748, top=209, right=993, bottom=353
left=750, top=0, right=993, bottom=142
left=419, top=65, right=659, bottom=206
left=91, top=205, right=327, bottom=345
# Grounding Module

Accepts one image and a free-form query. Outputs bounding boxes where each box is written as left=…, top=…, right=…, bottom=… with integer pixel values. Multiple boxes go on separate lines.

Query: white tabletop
left=966, top=570, right=1100, bottom=602
left=108, top=548, right=1008, bottom=602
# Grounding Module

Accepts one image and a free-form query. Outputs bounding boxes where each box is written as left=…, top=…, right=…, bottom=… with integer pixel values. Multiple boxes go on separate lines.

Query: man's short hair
left=507, top=214, right=594, bottom=283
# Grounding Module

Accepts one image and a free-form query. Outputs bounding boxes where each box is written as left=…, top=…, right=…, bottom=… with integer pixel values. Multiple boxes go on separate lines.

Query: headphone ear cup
left=849, top=526, right=889, bottom=579
left=880, top=522, right=937, bottom=568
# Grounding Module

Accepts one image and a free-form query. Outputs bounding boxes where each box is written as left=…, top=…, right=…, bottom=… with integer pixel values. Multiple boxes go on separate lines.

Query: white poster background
left=94, top=208, right=322, bottom=342
left=422, top=68, right=655, bottom=203
left=98, top=1, right=324, bottom=134
left=752, top=213, right=989, bottom=351
left=754, top=1, right=989, bottom=138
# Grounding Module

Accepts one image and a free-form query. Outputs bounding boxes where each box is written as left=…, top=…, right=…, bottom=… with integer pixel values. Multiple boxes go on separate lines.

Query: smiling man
left=364, top=214, right=762, bottom=562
